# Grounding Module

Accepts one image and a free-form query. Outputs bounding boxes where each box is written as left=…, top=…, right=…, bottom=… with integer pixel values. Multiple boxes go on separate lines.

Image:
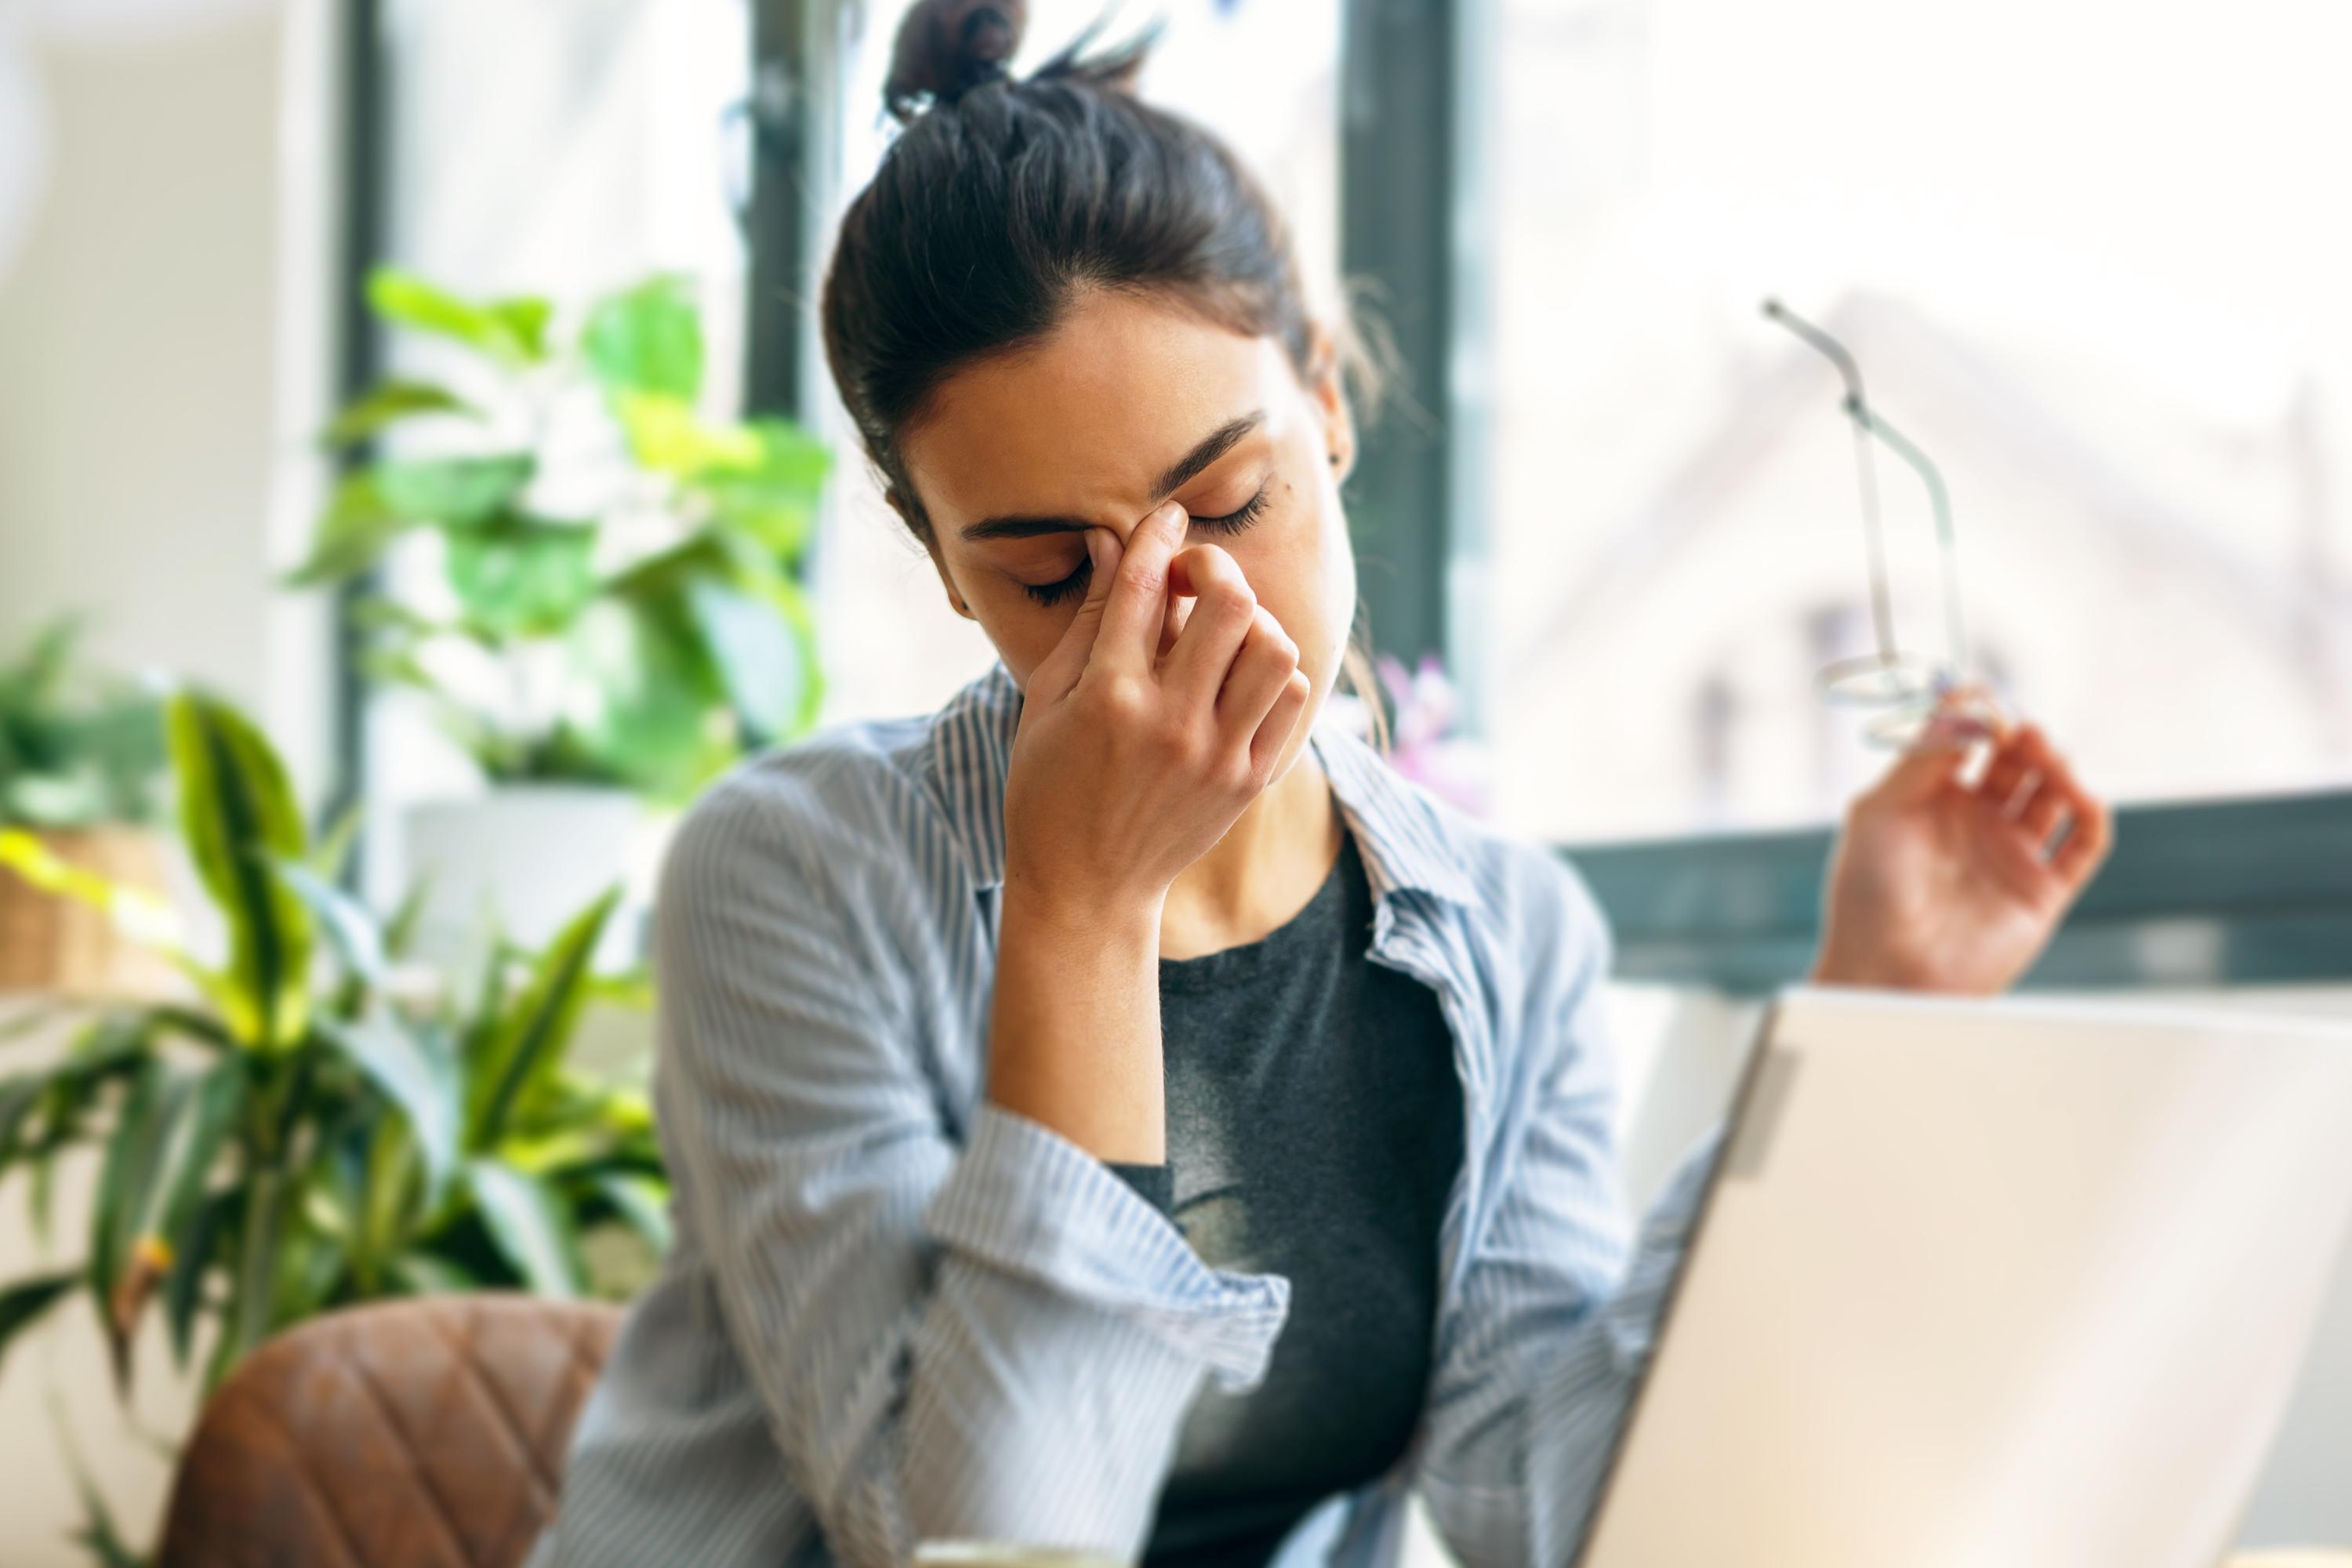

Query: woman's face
left=896, top=285, right=1358, bottom=779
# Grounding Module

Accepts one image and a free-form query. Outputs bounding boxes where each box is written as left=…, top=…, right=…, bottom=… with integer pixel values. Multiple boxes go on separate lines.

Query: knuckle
left=1202, top=577, right=1256, bottom=620
left=1155, top=710, right=1203, bottom=763
left=1121, top=551, right=1169, bottom=597
left=1094, top=673, right=1148, bottom=723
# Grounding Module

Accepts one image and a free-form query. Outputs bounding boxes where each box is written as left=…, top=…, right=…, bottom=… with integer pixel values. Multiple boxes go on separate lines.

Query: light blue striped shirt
left=528, top=659, right=1724, bottom=1568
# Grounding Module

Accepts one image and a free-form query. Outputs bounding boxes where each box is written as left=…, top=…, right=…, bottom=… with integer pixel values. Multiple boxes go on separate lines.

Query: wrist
left=1807, top=931, right=1882, bottom=989
left=998, top=877, right=1163, bottom=951
left=988, top=881, right=1167, bottom=1166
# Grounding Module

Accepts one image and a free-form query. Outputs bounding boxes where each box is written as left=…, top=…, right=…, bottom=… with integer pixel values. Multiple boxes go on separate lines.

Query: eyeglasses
left=1762, top=297, right=1997, bottom=748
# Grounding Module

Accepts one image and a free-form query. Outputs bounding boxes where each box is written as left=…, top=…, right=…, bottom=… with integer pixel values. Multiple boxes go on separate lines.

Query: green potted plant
left=285, top=267, right=830, bottom=966
left=0, top=687, right=666, bottom=1559
left=0, top=615, right=173, bottom=997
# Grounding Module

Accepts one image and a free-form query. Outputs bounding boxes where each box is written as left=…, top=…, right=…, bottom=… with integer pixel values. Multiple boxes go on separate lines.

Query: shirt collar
left=921, top=659, right=1479, bottom=910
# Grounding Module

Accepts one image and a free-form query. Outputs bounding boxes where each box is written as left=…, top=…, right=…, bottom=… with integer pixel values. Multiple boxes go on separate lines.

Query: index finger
left=1093, top=503, right=1190, bottom=675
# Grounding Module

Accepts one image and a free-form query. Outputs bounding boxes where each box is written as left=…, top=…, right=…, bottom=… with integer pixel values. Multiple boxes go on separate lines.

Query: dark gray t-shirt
left=1110, top=825, right=1466, bottom=1567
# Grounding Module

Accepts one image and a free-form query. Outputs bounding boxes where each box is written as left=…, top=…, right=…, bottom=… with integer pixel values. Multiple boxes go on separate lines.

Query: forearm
left=985, top=882, right=1168, bottom=1164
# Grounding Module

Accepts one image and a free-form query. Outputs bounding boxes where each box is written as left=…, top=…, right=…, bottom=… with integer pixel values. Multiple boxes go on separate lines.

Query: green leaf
left=466, top=887, right=621, bottom=1149
left=383, top=873, right=433, bottom=962
left=140, top=1058, right=244, bottom=1252
left=465, top=1160, right=583, bottom=1298
left=282, top=473, right=416, bottom=588
left=684, top=569, right=811, bottom=743
left=321, top=379, right=480, bottom=448
left=319, top=1014, right=459, bottom=1204
left=163, top=1188, right=234, bottom=1370
left=269, top=1205, right=349, bottom=1327
left=596, top=1172, right=672, bottom=1257
left=354, top=1116, right=415, bottom=1294
left=91, top=1060, right=181, bottom=1387
left=443, top=514, right=598, bottom=637
left=749, top=418, right=833, bottom=491
left=564, top=593, right=732, bottom=800
left=0, top=1073, right=45, bottom=1167
left=17, top=1015, right=154, bottom=1243
left=308, top=799, right=364, bottom=884
left=613, top=391, right=764, bottom=477
left=165, top=692, right=313, bottom=1048
left=13, top=613, right=84, bottom=706
left=583, top=274, right=702, bottom=401
left=377, top=453, right=535, bottom=525
left=348, top=594, right=497, bottom=651
left=100, top=1058, right=242, bottom=1382
left=692, top=419, right=831, bottom=559
left=491, top=297, right=554, bottom=362
left=366, top=269, right=552, bottom=366
left=267, top=856, right=387, bottom=993
left=391, top=1252, right=477, bottom=1297
left=0, top=1270, right=80, bottom=1375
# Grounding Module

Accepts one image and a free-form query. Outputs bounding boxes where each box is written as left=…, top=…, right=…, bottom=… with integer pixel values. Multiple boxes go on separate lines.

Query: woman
left=529, top=6, right=2113, bottom=1566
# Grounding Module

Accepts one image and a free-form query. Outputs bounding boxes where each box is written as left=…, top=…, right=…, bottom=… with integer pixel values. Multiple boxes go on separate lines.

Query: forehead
left=901, top=287, right=1294, bottom=531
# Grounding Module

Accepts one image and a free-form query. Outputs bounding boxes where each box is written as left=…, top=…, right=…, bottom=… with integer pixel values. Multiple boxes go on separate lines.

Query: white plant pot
left=399, top=786, right=672, bottom=977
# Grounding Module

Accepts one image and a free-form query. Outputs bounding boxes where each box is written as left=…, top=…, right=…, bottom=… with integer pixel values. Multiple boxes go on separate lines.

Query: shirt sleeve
left=1407, top=859, right=1727, bottom=1568
left=652, top=763, right=1288, bottom=1568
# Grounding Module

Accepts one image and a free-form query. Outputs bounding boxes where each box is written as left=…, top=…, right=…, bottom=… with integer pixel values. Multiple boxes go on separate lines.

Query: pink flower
left=1357, top=652, right=1492, bottom=818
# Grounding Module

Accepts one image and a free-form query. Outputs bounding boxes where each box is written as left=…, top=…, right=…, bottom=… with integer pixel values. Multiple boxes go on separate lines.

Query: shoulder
left=656, top=710, right=959, bottom=926
left=1459, top=810, right=1613, bottom=975
left=1327, top=724, right=1612, bottom=978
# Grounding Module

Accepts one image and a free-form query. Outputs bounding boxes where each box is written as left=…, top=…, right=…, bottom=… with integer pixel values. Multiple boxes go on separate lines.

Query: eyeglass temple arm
left=1761, top=298, right=1971, bottom=681
left=1762, top=298, right=1898, bottom=663
left=1853, top=404, right=1971, bottom=680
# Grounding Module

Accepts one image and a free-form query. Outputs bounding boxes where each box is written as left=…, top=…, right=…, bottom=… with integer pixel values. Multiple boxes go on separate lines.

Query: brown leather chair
left=158, top=1294, right=623, bottom=1568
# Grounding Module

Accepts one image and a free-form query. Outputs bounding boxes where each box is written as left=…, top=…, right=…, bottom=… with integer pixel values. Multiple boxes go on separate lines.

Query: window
left=361, top=0, right=752, bottom=896
left=1477, top=0, right=2352, bottom=845
left=373, top=0, right=753, bottom=673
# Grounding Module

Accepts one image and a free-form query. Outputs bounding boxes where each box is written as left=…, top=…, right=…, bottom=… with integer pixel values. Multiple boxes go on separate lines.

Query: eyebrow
left=957, top=409, right=1266, bottom=543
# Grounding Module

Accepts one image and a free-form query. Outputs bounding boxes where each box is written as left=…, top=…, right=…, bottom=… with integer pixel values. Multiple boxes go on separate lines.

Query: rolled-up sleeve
left=654, top=763, right=1288, bottom=1567
left=1410, top=860, right=1725, bottom=1568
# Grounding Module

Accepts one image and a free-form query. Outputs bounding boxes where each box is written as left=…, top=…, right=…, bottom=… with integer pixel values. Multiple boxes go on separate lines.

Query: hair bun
left=885, top=1, right=1030, bottom=122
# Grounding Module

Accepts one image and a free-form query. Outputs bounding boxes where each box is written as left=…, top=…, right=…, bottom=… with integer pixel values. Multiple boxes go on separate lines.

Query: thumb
left=1030, top=525, right=1122, bottom=702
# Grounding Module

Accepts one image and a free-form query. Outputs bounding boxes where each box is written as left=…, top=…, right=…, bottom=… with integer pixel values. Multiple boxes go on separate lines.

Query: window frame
left=1563, top=789, right=2352, bottom=993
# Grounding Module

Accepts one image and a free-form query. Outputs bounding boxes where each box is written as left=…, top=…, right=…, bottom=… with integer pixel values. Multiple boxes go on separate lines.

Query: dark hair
left=818, top=1, right=1395, bottom=750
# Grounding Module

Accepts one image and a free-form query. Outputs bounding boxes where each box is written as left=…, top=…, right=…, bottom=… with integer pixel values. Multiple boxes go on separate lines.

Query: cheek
left=1251, top=477, right=1356, bottom=695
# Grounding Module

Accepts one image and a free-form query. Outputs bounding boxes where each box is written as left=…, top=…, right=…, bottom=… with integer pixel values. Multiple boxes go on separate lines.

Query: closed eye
left=1021, top=482, right=1273, bottom=608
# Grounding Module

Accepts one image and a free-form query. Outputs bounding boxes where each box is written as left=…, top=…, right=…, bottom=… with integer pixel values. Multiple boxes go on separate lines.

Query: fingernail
left=1086, top=528, right=1110, bottom=572
left=1160, top=502, right=1189, bottom=535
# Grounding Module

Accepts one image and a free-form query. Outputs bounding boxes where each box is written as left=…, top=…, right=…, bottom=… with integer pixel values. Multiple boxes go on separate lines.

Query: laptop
left=1577, top=986, right=2352, bottom=1568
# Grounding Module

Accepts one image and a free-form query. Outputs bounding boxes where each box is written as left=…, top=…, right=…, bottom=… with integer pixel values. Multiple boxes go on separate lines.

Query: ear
left=1304, top=319, right=1358, bottom=481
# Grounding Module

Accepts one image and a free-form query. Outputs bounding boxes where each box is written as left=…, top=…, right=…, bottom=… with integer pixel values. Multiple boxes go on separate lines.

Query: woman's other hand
left=1811, top=690, right=2114, bottom=994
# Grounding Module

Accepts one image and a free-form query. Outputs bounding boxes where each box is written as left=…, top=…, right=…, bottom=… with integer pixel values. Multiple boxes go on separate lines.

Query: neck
left=1159, top=738, right=1342, bottom=960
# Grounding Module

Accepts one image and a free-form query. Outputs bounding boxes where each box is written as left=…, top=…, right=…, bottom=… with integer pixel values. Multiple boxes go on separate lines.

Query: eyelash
left=1022, top=484, right=1273, bottom=608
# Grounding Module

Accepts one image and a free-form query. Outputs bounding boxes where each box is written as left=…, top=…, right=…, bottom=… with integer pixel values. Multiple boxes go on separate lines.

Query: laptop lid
left=1579, top=986, right=2352, bottom=1568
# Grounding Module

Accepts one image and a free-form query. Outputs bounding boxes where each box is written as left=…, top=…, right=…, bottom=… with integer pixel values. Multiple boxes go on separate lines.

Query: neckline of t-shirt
left=1157, top=826, right=1363, bottom=993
